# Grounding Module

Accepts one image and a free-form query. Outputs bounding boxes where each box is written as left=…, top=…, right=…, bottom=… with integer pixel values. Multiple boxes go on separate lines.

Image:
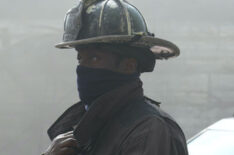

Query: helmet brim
left=55, top=35, right=180, bottom=60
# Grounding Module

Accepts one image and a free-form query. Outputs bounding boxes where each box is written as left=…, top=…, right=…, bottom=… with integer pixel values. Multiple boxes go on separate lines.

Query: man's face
left=77, top=47, right=138, bottom=74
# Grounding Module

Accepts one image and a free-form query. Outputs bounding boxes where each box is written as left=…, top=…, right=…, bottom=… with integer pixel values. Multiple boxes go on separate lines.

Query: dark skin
left=43, top=47, right=138, bottom=155
left=77, top=47, right=138, bottom=74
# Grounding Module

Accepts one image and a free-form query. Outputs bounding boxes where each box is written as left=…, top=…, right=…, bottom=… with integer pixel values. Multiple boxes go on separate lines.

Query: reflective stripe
left=98, top=0, right=110, bottom=29
left=119, top=0, right=131, bottom=35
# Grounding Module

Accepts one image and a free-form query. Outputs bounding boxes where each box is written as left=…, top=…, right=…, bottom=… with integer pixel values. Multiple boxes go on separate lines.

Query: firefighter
left=43, top=0, right=188, bottom=154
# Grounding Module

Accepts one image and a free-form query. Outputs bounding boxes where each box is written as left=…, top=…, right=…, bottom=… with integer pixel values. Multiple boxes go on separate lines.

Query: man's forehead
left=77, top=44, right=104, bottom=51
left=77, top=47, right=100, bottom=53
left=77, top=46, right=118, bottom=58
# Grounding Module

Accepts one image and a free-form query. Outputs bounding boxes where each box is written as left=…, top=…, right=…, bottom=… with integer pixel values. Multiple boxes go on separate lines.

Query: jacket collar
left=47, top=102, right=86, bottom=140
left=47, top=79, right=143, bottom=147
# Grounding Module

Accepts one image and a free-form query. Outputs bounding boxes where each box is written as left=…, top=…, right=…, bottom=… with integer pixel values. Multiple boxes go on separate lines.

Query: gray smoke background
left=0, top=0, right=234, bottom=154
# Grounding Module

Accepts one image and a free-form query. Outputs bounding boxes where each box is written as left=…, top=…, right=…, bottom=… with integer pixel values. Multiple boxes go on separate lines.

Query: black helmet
left=55, top=0, right=180, bottom=72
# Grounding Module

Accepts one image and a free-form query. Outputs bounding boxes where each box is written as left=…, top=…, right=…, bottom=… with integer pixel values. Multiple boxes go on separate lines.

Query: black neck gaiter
left=76, top=65, right=140, bottom=106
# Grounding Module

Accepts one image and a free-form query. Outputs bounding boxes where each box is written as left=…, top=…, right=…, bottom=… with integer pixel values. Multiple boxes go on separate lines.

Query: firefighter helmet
left=55, top=0, right=180, bottom=72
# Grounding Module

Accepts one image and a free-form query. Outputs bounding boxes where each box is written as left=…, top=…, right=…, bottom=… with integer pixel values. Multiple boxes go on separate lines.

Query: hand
left=43, top=131, right=80, bottom=155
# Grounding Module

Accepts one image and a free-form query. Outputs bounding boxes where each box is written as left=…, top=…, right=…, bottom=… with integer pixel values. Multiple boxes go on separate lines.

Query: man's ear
left=119, top=58, right=138, bottom=74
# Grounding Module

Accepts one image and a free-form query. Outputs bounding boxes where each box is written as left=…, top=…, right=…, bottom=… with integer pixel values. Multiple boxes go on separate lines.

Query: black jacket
left=48, top=80, right=188, bottom=155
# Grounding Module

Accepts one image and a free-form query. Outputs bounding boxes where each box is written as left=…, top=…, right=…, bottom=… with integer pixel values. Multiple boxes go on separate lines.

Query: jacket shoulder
left=116, top=97, right=171, bottom=127
left=117, top=97, right=188, bottom=154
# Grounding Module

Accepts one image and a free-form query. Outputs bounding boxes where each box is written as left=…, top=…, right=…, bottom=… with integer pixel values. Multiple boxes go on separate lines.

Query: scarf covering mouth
left=76, top=65, right=140, bottom=106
